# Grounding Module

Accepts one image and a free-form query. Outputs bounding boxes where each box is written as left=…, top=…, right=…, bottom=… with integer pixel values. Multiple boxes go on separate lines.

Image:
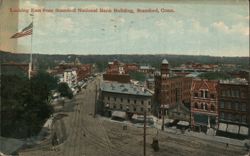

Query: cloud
left=212, top=21, right=249, bottom=36
left=212, top=21, right=229, bottom=33
left=231, top=23, right=249, bottom=36
left=155, top=18, right=184, bottom=34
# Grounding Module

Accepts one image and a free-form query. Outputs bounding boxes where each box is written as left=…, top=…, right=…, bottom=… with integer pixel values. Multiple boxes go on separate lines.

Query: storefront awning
left=112, top=111, right=126, bottom=119
left=218, top=123, right=227, bottom=132
left=177, top=121, right=189, bottom=126
left=227, top=124, right=239, bottom=134
left=165, top=118, right=174, bottom=123
left=239, top=126, right=249, bottom=136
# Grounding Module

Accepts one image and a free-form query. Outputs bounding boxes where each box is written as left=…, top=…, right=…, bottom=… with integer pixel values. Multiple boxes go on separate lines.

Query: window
left=205, top=104, right=208, bottom=110
left=241, top=91, right=246, bottom=98
left=113, top=105, right=116, bottom=109
left=148, top=101, right=151, bottom=105
left=241, top=103, right=246, bottom=111
left=114, top=97, right=116, bottom=101
left=226, top=102, right=231, bottom=109
left=242, top=115, right=247, bottom=123
left=108, top=96, right=110, bottom=101
left=220, top=101, right=224, bottom=108
left=134, top=100, right=137, bottom=104
left=141, top=107, right=144, bottom=112
left=220, top=112, right=225, bottom=119
left=126, top=106, right=129, bottom=111
left=194, top=103, right=198, bottom=109
left=235, top=114, right=241, bottom=122
left=194, top=92, right=198, bottom=97
left=221, top=90, right=226, bottom=97
left=226, top=90, right=231, bottom=97
left=127, top=99, right=130, bottom=103
left=235, top=103, right=239, bottom=111
left=148, top=108, right=151, bottom=112
left=201, top=103, right=204, bottom=110
left=141, top=100, right=144, bottom=105
left=231, top=102, right=235, bottom=110
left=205, top=91, right=208, bottom=98
left=232, top=90, right=236, bottom=97
left=133, top=107, right=136, bottom=112
left=224, top=113, right=228, bottom=120
left=120, top=104, right=123, bottom=110
left=231, top=114, right=236, bottom=122
left=228, top=113, right=232, bottom=121
left=236, top=90, right=239, bottom=97
left=210, top=94, right=215, bottom=99
left=201, top=90, right=204, bottom=98
left=211, top=105, right=215, bottom=111
left=121, top=98, right=123, bottom=102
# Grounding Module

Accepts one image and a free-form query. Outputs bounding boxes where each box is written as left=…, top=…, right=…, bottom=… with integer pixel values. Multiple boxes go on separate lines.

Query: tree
left=198, top=71, right=232, bottom=80
left=1, top=70, right=57, bottom=138
left=57, top=82, right=73, bottom=99
left=129, top=72, right=146, bottom=82
left=95, top=61, right=107, bottom=72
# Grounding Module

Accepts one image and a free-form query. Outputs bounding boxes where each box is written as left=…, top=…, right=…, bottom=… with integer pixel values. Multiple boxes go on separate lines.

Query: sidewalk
left=155, top=118, right=250, bottom=147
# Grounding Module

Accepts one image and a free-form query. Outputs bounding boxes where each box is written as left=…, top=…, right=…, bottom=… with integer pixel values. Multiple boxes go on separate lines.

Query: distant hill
left=1, top=50, right=249, bottom=71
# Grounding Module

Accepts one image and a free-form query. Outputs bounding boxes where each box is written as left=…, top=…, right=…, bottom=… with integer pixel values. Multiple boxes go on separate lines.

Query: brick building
left=105, top=60, right=140, bottom=83
left=51, top=63, right=92, bottom=81
left=100, top=81, right=152, bottom=118
left=154, top=59, right=192, bottom=116
left=139, top=65, right=155, bottom=75
left=217, top=79, right=249, bottom=137
left=106, top=60, right=125, bottom=75
left=190, top=79, right=219, bottom=131
left=103, top=74, right=130, bottom=83
left=124, top=63, right=139, bottom=73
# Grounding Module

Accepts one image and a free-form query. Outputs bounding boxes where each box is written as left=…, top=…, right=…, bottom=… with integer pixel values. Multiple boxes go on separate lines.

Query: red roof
left=191, top=79, right=218, bottom=92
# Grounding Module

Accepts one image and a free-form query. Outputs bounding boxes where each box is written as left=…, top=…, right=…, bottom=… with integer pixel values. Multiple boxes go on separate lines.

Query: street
left=19, top=76, right=247, bottom=156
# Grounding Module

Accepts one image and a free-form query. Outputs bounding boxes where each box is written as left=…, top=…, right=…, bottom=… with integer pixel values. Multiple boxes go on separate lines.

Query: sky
left=2, top=0, right=250, bottom=56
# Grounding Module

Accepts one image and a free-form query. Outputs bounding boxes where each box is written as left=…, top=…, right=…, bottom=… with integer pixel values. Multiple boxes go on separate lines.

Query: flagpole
left=28, top=14, right=34, bottom=79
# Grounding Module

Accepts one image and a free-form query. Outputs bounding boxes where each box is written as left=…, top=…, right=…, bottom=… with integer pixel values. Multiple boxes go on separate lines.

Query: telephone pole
left=93, top=84, right=97, bottom=118
left=143, top=109, right=146, bottom=156
left=161, top=108, right=165, bottom=131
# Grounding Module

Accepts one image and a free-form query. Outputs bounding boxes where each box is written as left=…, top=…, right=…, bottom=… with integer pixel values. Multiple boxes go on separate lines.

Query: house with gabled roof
left=190, top=79, right=219, bottom=132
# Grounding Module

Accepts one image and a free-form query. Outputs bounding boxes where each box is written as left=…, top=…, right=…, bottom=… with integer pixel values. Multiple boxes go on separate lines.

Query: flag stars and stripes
left=10, top=22, right=33, bottom=39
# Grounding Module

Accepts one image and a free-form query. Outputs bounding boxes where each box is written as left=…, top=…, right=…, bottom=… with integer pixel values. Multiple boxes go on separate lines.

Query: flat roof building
left=100, top=81, right=153, bottom=117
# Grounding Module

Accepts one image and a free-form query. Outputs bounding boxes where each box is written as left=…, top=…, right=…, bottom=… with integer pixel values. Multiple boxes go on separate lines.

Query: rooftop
left=101, top=81, right=152, bottom=96
left=191, top=79, right=218, bottom=92
left=220, top=78, right=248, bottom=85
left=147, top=78, right=154, bottom=82
left=185, top=72, right=201, bottom=78
left=140, top=65, right=155, bottom=70
left=64, top=68, right=77, bottom=72
left=162, top=59, right=169, bottom=64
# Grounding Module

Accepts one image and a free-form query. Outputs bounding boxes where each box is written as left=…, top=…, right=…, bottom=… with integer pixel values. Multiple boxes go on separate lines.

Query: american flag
left=10, top=22, right=33, bottom=39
